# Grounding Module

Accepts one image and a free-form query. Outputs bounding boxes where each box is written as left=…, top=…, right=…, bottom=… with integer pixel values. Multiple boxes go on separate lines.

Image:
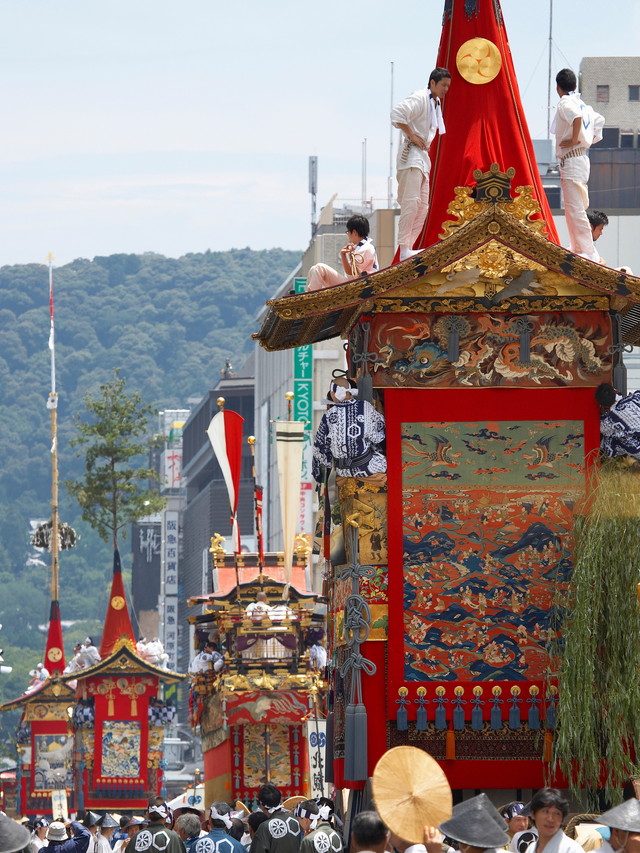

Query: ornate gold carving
left=111, top=596, right=125, bottom=611
left=442, top=239, right=546, bottom=279
left=456, top=38, right=502, bottom=84
left=474, top=164, right=516, bottom=201
left=209, top=533, right=226, bottom=557
left=487, top=222, right=500, bottom=234
left=294, top=534, right=311, bottom=560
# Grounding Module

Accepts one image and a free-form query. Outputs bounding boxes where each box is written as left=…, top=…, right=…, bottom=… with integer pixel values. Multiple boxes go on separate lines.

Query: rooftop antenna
left=547, top=0, right=553, bottom=140
left=362, top=138, right=367, bottom=209
left=309, top=156, right=318, bottom=238
left=388, top=61, right=395, bottom=207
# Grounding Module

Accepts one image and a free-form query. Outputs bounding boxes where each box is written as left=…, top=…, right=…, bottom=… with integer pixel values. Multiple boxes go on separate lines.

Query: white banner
left=304, top=719, right=329, bottom=798
left=51, top=789, right=69, bottom=822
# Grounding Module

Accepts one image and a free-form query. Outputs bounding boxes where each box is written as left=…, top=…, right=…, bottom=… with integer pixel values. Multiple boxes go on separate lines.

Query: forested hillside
left=0, top=248, right=299, bottom=737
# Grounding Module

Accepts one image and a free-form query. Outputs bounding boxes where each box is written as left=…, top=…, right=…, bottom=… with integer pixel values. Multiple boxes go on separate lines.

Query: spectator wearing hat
left=439, top=794, right=510, bottom=853
left=46, top=821, right=91, bottom=853
left=524, top=789, right=583, bottom=853
left=597, top=798, right=640, bottom=853
left=174, top=815, right=202, bottom=853
left=96, top=817, right=118, bottom=853
left=31, top=819, right=50, bottom=852
left=133, top=800, right=185, bottom=853
left=194, top=804, right=244, bottom=853
left=112, top=819, right=144, bottom=853
left=110, top=819, right=130, bottom=851
left=0, top=813, right=32, bottom=853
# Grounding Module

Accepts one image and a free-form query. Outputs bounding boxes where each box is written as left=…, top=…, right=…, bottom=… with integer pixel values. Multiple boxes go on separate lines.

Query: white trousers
left=397, top=166, right=430, bottom=251
left=560, top=156, right=599, bottom=262
left=306, top=263, right=347, bottom=292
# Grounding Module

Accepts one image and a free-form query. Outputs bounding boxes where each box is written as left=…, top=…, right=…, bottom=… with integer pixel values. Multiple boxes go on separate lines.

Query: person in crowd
left=175, top=815, right=202, bottom=853
left=30, top=819, right=50, bottom=852
left=350, top=812, right=389, bottom=853
left=247, top=815, right=269, bottom=846
left=524, top=788, right=583, bottom=853
left=595, top=383, right=640, bottom=461
left=45, top=821, right=91, bottom=853
left=96, top=817, right=118, bottom=853
left=80, top=638, right=101, bottom=667
left=598, top=797, right=640, bottom=853
left=296, top=801, right=342, bottom=853
left=0, top=811, right=32, bottom=853
left=110, top=818, right=130, bottom=850
left=111, top=817, right=144, bottom=853
left=306, top=215, right=378, bottom=292
left=194, top=804, right=244, bottom=853
left=499, top=804, right=529, bottom=840
left=250, top=785, right=301, bottom=853
left=133, top=800, right=185, bottom=853
left=391, top=68, right=451, bottom=260
left=553, top=68, right=604, bottom=262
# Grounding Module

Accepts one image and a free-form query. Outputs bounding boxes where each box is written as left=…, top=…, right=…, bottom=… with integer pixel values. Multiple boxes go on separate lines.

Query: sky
left=3, top=0, right=640, bottom=267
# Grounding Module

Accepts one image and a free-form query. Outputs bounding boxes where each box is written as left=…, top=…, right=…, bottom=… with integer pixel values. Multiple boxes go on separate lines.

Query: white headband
left=210, top=806, right=232, bottom=829
left=331, top=382, right=358, bottom=402
left=294, top=805, right=320, bottom=829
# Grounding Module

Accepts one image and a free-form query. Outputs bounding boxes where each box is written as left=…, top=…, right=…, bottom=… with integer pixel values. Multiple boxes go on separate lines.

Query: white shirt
left=525, top=829, right=583, bottom=853
left=553, top=92, right=604, bottom=153
left=391, top=88, right=444, bottom=175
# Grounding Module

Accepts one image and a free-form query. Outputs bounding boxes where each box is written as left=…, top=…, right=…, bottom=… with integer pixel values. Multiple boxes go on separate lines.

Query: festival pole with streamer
left=275, top=391, right=305, bottom=600
left=206, top=397, right=244, bottom=596
left=247, top=436, right=265, bottom=583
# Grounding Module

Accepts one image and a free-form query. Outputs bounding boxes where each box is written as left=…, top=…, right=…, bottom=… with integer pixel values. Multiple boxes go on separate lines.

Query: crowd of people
left=3, top=785, right=640, bottom=853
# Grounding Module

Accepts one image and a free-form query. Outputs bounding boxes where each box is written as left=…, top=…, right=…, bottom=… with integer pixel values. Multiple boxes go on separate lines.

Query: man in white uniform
left=391, top=68, right=451, bottom=261
left=554, top=68, right=604, bottom=262
left=306, top=215, right=378, bottom=292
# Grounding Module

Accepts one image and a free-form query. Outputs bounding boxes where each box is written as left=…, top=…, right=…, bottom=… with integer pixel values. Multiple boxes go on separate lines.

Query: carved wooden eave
left=57, top=638, right=186, bottom=685
left=254, top=177, right=640, bottom=352
left=0, top=677, right=76, bottom=713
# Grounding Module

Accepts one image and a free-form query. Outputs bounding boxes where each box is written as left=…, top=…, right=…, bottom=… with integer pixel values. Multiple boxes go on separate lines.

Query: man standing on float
left=391, top=67, right=451, bottom=260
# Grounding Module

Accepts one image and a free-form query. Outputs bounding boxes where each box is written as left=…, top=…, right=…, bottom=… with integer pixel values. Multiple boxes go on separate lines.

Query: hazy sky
left=3, top=0, right=640, bottom=266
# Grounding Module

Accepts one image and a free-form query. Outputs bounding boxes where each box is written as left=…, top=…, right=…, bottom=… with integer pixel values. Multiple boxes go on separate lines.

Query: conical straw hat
left=282, top=795, right=307, bottom=812
left=372, top=746, right=452, bottom=844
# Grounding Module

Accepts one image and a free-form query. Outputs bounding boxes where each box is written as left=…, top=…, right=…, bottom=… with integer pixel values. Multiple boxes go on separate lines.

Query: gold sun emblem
left=456, top=38, right=502, bottom=85
left=48, top=647, right=63, bottom=661
left=111, top=595, right=125, bottom=610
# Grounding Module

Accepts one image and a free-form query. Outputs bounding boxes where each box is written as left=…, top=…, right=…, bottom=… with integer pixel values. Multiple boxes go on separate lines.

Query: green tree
left=65, top=369, right=165, bottom=548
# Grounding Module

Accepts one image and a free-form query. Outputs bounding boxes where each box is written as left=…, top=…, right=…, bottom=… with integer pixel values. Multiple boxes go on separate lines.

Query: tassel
left=471, top=705, right=483, bottom=731
left=351, top=702, right=369, bottom=780
left=325, top=712, right=334, bottom=783
left=416, top=704, right=427, bottom=731
left=509, top=704, right=521, bottom=729
left=446, top=727, right=455, bottom=760
left=528, top=704, right=540, bottom=730
left=344, top=703, right=355, bottom=781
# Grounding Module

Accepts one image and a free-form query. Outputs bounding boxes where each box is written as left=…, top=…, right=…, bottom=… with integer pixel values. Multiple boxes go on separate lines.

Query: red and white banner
left=207, top=409, right=244, bottom=553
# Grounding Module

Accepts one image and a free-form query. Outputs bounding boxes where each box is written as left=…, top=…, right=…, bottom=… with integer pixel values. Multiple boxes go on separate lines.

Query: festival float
left=187, top=404, right=328, bottom=806
left=254, top=0, right=640, bottom=794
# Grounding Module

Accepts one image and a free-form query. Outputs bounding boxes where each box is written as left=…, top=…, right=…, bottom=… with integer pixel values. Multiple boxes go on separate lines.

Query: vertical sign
left=162, top=510, right=179, bottom=671
left=294, top=277, right=314, bottom=537
left=304, top=719, right=329, bottom=798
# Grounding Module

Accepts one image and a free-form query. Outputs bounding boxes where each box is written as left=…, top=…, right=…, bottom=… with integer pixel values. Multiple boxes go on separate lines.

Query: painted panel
left=101, top=720, right=141, bottom=778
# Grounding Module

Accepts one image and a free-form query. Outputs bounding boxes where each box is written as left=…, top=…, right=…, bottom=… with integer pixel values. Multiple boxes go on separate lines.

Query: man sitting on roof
left=595, top=383, right=640, bottom=461
left=306, top=215, right=378, bottom=292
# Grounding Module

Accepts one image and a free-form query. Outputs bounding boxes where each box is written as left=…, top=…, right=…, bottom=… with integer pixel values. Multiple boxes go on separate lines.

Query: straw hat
left=371, top=746, right=453, bottom=844
left=440, top=798, right=509, bottom=850
left=282, top=796, right=307, bottom=812
left=234, top=801, right=250, bottom=816
left=599, top=799, right=640, bottom=834
left=0, top=814, right=31, bottom=853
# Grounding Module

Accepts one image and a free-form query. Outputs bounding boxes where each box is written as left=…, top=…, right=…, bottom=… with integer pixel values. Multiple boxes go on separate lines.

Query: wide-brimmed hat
left=128, top=817, right=146, bottom=828
left=85, top=811, right=103, bottom=828
left=599, top=799, right=640, bottom=834
left=372, top=746, right=452, bottom=844
left=99, top=814, right=119, bottom=829
left=440, top=795, right=510, bottom=849
left=0, top=814, right=32, bottom=853
left=46, top=821, right=69, bottom=842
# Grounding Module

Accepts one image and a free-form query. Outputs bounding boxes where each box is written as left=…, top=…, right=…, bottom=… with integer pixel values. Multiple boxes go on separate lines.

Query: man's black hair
left=429, top=67, right=451, bottom=85
left=209, top=802, right=231, bottom=829
left=298, top=800, right=319, bottom=815
left=530, top=787, right=569, bottom=819
left=227, top=818, right=245, bottom=840
left=346, top=215, right=369, bottom=239
left=556, top=68, right=577, bottom=93
left=351, top=811, right=387, bottom=848
left=248, top=812, right=269, bottom=833
left=587, top=210, right=609, bottom=228
left=257, top=783, right=281, bottom=808
left=595, top=382, right=617, bottom=409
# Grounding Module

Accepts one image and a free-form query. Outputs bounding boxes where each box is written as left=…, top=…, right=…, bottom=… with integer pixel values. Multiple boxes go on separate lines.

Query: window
left=597, top=85, right=610, bottom=103
left=620, top=131, right=635, bottom=148
left=630, top=85, right=640, bottom=101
